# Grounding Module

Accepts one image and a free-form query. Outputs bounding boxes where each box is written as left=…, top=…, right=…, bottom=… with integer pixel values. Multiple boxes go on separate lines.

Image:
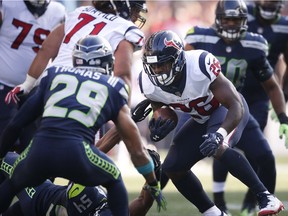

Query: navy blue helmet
left=215, top=0, right=248, bottom=41
left=72, top=35, right=114, bottom=75
left=142, top=30, right=185, bottom=87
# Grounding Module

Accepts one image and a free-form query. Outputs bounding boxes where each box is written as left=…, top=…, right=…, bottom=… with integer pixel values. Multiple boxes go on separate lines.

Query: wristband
left=136, top=159, right=154, bottom=175
left=216, top=127, right=228, bottom=138
left=22, top=74, right=36, bottom=92
left=277, top=113, right=288, bottom=124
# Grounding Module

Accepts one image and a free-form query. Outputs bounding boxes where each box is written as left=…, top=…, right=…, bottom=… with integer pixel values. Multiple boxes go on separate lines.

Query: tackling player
left=0, top=151, right=111, bottom=216
left=0, top=35, right=165, bottom=214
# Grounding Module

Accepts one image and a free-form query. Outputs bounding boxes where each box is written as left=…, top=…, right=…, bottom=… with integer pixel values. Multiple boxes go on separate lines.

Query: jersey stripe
left=199, top=51, right=211, bottom=80
left=240, top=40, right=268, bottom=55
left=271, top=24, right=288, bottom=33
left=108, top=77, right=119, bottom=87
left=185, top=34, right=220, bottom=45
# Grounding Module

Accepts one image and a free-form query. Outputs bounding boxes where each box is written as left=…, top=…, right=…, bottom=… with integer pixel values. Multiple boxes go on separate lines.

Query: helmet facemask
left=143, top=59, right=176, bottom=86
left=73, top=36, right=114, bottom=76
left=216, top=17, right=248, bottom=41
left=130, top=1, right=148, bottom=28
left=215, top=0, right=248, bottom=42
left=256, top=0, right=283, bottom=20
left=94, top=0, right=147, bottom=28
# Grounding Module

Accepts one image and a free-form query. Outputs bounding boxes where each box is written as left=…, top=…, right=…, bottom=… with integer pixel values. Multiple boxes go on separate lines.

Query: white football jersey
left=50, top=6, right=145, bottom=67
left=0, top=0, right=66, bottom=87
left=140, top=50, right=222, bottom=124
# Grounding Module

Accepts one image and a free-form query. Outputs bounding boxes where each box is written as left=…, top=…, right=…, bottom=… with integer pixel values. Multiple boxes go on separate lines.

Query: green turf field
left=55, top=150, right=287, bottom=215
left=128, top=191, right=287, bottom=216
left=122, top=152, right=288, bottom=216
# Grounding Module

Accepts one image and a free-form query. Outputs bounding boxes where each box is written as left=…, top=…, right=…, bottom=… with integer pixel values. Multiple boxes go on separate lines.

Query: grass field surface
left=55, top=119, right=288, bottom=215
left=124, top=154, right=288, bottom=216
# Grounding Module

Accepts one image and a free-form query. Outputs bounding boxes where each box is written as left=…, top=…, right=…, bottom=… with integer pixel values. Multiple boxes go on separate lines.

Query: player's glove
left=5, top=75, right=36, bottom=105
left=131, top=99, right=152, bottom=123
left=147, top=149, right=162, bottom=181
left=149, top=117, right=175, bottom=142
left=278, top=113, right=288, bottom=149
left=200, top=132, right=224, bottom=157
left=5, top=86, right=23, bottom=104
left=144, top=181, right=167, bottom=212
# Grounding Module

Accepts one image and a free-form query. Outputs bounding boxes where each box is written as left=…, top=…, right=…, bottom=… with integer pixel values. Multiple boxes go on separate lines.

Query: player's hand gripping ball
left=149, top=106, right=178, bottom=142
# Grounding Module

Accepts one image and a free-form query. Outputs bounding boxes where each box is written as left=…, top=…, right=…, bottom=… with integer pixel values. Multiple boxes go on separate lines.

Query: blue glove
left=149, top=117, right=176, bottom=142
left=144, top=181, right=167, bottom=212
left=131, top=99, right=152, bottom=123
left=200, top=132, right=224, bottom=157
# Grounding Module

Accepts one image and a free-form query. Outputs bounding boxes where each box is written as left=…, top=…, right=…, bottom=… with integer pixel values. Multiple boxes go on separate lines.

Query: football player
left=0, top=35, right=165, bottom=214
left=0, top=0, right=66, bottom=153
left=5, top=0, right=148, bottom=105
left=0, top=151, right=111, bottom=216
left=243, top=0, right=288, bottom=130
left=241, top=1, right=288, bottom=214
left=139, top=29, right=284, bottom=216
left=184, top=0, right=288, bottom=215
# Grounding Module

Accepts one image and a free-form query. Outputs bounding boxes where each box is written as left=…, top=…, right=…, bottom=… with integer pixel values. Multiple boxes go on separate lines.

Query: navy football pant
left=213, top=114, right=276, bottom=193
left=163, top=96, right=267, bottom=213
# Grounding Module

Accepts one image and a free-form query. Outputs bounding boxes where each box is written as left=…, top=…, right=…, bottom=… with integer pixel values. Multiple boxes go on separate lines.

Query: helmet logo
left=164, top=38, right=181, bottom=50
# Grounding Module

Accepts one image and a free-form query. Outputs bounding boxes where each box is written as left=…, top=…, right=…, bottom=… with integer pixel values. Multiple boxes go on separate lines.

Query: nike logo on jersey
left=207, top=58, right=211, bottom=65
left=68, top=183, right=85, bottom=198
left=69, top=187, right=80, bottom=198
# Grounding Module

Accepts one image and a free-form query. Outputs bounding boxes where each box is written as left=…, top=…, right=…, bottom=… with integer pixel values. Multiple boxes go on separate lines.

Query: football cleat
left=257, top=192, right=285, bottom=216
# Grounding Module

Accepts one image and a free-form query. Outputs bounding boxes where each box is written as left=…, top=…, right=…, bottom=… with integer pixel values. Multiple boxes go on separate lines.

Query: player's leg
left=2, top=201, right=24, bottom=216
left=80, top=143, right=129, bottom=216
left=208, top=101, right=249, bottom=215
left=212, top=159, right=230, bottom=214
left=163, top=120, right=224, bottom=215
left=237, top=115, right=276, bottom=216
left=211, top=98, right=283, bottom=216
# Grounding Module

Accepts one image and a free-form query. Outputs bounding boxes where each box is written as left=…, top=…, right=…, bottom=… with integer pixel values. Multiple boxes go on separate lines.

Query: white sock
left=213, top=181, right=226, bottom=193
left=203, top=205, right=222, bottom=216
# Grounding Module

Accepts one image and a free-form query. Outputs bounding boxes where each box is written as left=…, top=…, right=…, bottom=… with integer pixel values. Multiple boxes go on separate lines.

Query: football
left=152, top=106, right=178, bottom=126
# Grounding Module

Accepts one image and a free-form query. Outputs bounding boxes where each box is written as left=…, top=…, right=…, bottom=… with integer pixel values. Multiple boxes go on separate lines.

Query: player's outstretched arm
left=96, top=98, right=152, bottom=153
left=114, top=105, right=167, bottom=212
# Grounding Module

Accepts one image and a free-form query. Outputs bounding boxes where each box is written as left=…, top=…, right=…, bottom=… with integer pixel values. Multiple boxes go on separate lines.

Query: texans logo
left=164, top=38, right=181, bottom=50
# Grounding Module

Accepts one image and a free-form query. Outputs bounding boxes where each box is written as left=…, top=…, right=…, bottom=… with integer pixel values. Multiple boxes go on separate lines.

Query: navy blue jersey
left=6, top=66, right=129, bottom=145
left=0, top=152, right=66, bottom=216
left=0, top=152, right=111, bottom=216
left=185, top=26, right=273, bottom=92
left=247, top=4, right=288, bottom=68
left=242, top=4, right=288, bottom=102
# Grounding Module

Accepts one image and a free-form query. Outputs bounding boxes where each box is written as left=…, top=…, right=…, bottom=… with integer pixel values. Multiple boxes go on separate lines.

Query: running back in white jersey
left=51, top=6, right=145, bottom=67
left=140, top=50, right=222, bottom=124
left=0, top=0, right=66, bottom=87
